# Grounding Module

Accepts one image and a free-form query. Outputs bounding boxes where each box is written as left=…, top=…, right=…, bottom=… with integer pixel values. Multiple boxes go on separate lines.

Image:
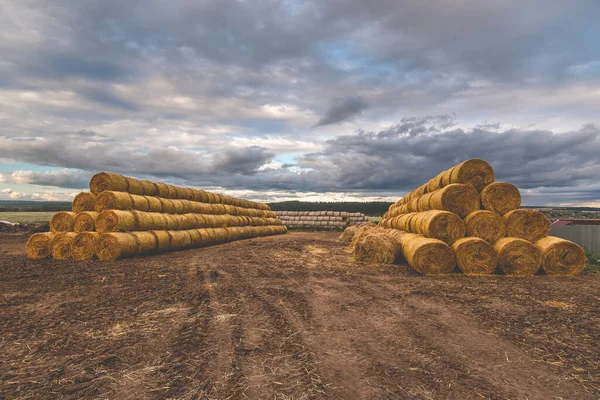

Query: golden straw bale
left=167, top=185, right=179, bottom=199
left=130, top=194, right=150, bottom=211
left=74, top=211, right=98, bottom=232
left=26, top=232, right=55, bottom=259
left=391, top=210, right=465, bottom=245
left=388, top=230, right=456, bottom=275
left=428, top=184, right=480, bottom=218
left=145, top=196, right=163, bottom=212
left=96, top=210, right=137, bottom=233
left=180, top=200, right=194, bottom=213
left=534, top=236, right=585, bottom=276
left=140, top=180, right=157, bottom=196
left=168, top=230, right=192, bottom=249
left=149, top=213, right=167, bottom=230
left=150, top=230, right=171, bottom=252
left=197, top=190, right=209, bottom=203
left=96, top=232, right=138, bottom=261
left=480, top=182, right=521, bottom=216
left=52, top=232, right=78, bottom=260
left=449, top=159, right=495, bottom=192
left=213, top=228, right=229, bottom=242
left=130, top=231, right=158, bottom=254
left=206, top=192, right=216, bottom=203
left=350, top=223, right=378, bottom=247
left=89, top=172, right=129, bottom=195
left=132, top=210, right=155, bottom=229
left=187, top=229, right=202, bottom=246
left=504, top=209, right=550, bottom=243
left=126, top=177, right=144, bottom=195
left=451, top=237, right=498, bottom=275
left=162, top=214, right=178, bottom=230
left=354, top=231, right=402, bottom=264
left=494, top=237, right=542, bottom=276
left=181, top=188, right=196, bottom=201
left=225, top=205, right=238, bottom=216
left=159, top=198, right=176, bottom=213
left=72, top=232, right=100, bottom=260
left=464, top=210, right=505, bottom=243
left=172, top=200, right=185, bottom=214
left=72, top=192, right=96, bottom=213
left=155, top=182, right=170, bottom=198
left=50, top=211, right=77, bottom=233
left=213, top=193, right=223, bottom=204
left=94, top=191, right=134, bottom=212
left=339, top=225, right=358, bottom=242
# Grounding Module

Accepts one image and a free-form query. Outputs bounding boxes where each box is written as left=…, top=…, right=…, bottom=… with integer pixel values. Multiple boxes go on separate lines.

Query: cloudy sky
left=1, top=1, right=599, bottom=206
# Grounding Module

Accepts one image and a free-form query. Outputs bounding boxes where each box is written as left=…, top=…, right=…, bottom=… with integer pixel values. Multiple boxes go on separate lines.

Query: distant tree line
left=267, top=201, right=393, bottom=216
left=0, top=201, right=72, bottom=212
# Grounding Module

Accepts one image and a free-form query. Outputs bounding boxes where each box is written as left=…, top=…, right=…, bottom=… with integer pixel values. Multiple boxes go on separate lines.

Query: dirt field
left=1, top=231, right=599, bottom=400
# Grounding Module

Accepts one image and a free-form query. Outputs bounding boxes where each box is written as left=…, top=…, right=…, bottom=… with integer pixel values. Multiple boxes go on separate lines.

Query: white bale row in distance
left=275, top=211, right=366, bottom=217
left=279, top=216, right=346, bottom=221
left=284, top=220, right=348, bottom=227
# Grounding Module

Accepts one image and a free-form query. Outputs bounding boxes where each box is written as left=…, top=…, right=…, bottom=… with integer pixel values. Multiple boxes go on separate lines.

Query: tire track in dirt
left=217, top=266, right=330, bottom=399
left=321, top=275, right=593, bottom=399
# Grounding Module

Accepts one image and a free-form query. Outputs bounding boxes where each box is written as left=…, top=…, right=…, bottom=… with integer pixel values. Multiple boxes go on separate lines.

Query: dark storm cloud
left=3, top=117, right=600, bottom=206
left=9, top=170, right=91, bottom=189
left=315, top=97, right=368, bottom=126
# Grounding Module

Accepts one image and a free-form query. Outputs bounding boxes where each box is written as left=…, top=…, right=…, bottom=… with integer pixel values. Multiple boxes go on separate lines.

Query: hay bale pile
left=275, top=211, right=369, bottom=228
left=347, top=158, right=584, bottom=276
left=27, top=173, right=285, bottom=261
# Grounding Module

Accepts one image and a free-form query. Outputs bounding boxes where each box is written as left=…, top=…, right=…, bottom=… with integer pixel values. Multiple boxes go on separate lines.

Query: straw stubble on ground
left=2, top=231, right=599, bottom=399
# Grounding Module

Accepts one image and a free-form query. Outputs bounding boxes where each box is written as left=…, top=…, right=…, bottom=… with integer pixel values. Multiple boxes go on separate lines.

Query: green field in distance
left=0, top=212, right=54, bottom=224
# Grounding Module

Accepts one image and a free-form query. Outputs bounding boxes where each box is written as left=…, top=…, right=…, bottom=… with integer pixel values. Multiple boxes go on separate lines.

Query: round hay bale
left=126, top=177, right=144, bottom=195
left=354, top=231, right=401, bottom=264
left=130, top=194, right=150, bottom=211
left=131, top=231, right=158, bottom=254
left=464, top=210, right=505, bottom=243
left=350, top=223, right=378, bottom=247
left=150, top=213, right=168, bottom=230
left=451, top=237, right=498, bottom=275
left=206, top=192, right=216, bottom=203
left=94, top=191, right=133, bottom=212
left=50, top=212, right=77, bottom=233
left=26, top=232, right=55, bottom=259
left=96, top=210, right=137, bottom=233
left=339, top=225, right=358, bottom=242
left=213, top=228, right=229, bottom=242
left=132, top=210, right=156, bottom=229
left=89, top=172, right=129, bottom=195
left=428, top=184, right=480, bottom=218
left=480, top=182, right=521, bottom=216
left=159, top=198, right=176, bottom=214
left=534, top=236, right=585, bottom=276
left=164, top=214, right=179, bottom=230
left=171, top=200, right=185, bottom=214
left=140, top=180, right=158, bottom=196
left=168, top=230, right=192, bottom=249
left=96, top=232, right=138, bottom=260
left=52, top=232, right=78, bottom=260
left=187, top=229, right=202, bottom=246
left=504, top=209, right=550, bottom=242
left=167, top=185, right=179, bottom=199
left=448, top=159, right=495, bottom=192
left=150, top=230, right=172, bottom=252
left=72, top=232, right=100, bottom=260
left=389, top=230, right=456, bottom=275
left=74, top=211, right=98, bottom=233
left=494, top=237, right=542, bottom=276
left=155, top=182, right=170, bottom=198
left=145, top=196, right=163, bottom=212
left=181, top=188, right=196, bottom=201
left=72, top=192, right=96, bottom=213
left=393, top=210, right=465, bottom=245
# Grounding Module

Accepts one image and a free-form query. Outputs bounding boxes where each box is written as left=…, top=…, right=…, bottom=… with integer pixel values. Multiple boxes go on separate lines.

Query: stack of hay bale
left=26, top=172, right=286, bottom=261
left=344, top=159, right=585, bottom=276
left=275, top=211, right=369, bottom=228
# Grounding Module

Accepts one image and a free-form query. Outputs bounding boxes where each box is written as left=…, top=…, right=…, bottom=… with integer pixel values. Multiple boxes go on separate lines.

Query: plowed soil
left=1, top=231, right=599, bottom=399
